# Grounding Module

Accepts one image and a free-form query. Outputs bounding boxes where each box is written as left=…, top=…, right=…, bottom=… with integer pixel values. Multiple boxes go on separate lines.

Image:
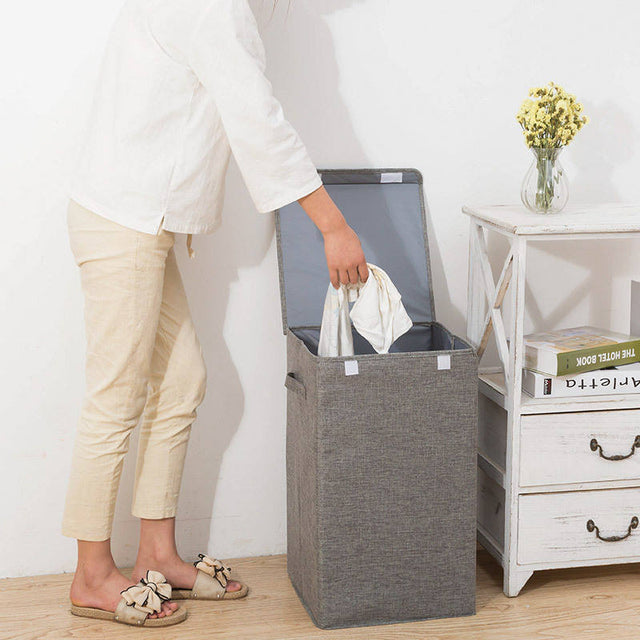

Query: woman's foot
left=132, top=550, right=243, bottom=593
left=70, top=564, right=178, bottom=619
left=134, top=517, right=242, bottom=594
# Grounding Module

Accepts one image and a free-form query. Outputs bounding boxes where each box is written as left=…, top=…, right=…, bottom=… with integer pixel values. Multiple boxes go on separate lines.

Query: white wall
left=2, top=0, right=640, bottom=578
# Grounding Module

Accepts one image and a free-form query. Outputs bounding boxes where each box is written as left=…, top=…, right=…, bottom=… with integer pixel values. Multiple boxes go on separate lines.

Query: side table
left=464, top=203, right=640, bottom=596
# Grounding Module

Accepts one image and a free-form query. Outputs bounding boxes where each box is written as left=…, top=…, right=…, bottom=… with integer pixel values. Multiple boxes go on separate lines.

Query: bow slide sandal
left=70, top=570, right=187, bottom=627
left=171, top=553, right=249, bottom=600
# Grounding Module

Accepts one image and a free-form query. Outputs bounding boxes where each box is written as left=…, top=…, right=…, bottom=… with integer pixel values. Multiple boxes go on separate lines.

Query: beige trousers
left=61, top=199, right=207, bottom=541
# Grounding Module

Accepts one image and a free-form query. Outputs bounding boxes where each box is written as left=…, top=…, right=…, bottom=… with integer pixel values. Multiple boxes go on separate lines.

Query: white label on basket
left=437, top=355, right=451, bottom=370
left=380, top=172, right=403, bottom=183
left=344, top=360, right=359, bottom=376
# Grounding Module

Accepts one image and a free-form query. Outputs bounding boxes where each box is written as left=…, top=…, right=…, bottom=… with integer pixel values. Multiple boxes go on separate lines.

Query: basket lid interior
left=275, top=168, right=435, bottom=334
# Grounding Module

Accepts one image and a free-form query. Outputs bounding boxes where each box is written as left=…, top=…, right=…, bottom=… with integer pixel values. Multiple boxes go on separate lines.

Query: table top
left=462, top=203, right=640, bottom=236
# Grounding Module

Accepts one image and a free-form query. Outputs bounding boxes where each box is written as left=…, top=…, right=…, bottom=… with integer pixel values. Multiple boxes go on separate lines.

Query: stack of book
left=522, top=326, right=640, bottom=398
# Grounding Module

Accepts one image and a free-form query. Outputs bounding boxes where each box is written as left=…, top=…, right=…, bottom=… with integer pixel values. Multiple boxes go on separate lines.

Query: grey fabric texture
left=275, top=169, right=434, bottom=333
left=279, top=168, right=478, bottom=629
left=285, top=331, right=478, bottom=629
left=292, top=322, right=460, bottom=357
left=317, top=169, right=421, bottom=185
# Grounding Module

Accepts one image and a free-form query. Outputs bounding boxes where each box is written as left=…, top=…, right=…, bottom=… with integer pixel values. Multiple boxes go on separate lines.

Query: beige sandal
left=70, top=570, right=187, bottom=627
left=171, top=554, right=249, bottom=600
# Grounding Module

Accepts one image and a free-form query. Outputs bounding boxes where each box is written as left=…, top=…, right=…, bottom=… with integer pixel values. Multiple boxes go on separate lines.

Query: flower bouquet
left=516, top=82, right=588, bottom=213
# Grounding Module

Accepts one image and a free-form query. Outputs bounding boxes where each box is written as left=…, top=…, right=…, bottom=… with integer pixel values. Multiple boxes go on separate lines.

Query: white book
left=523, top=363, right=640, bottom=398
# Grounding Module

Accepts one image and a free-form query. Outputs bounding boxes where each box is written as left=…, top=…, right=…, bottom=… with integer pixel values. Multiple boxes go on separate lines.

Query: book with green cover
left=524, top=326, right=640, bottom=376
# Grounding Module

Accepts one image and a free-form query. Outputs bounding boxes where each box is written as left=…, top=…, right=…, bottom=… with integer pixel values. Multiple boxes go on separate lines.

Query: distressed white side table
left=464, top=203, right=640, bottom=597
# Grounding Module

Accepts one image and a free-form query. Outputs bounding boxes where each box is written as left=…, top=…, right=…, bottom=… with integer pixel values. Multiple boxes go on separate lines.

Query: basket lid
left=275, top=168, right=435, bottom=334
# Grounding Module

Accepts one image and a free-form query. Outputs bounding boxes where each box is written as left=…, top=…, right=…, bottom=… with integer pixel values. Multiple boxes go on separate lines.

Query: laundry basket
left=276, top=168, right=478, bottom=629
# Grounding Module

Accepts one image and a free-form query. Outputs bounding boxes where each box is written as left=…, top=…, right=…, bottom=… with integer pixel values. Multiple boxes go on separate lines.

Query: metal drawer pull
left=589, top=435, right=640, bottom=461
left=586, top=516, right=639, bottom=542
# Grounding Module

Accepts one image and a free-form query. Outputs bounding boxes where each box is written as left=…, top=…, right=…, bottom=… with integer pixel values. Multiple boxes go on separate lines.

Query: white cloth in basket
left=317, top=263, right=413, bottom=357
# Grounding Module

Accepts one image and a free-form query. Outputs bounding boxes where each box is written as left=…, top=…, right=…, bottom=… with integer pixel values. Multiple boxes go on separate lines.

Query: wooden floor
left=2, top=550, right=640, bottom=640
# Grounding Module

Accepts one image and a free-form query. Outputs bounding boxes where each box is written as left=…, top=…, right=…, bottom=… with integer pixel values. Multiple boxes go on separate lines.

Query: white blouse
left=69, top=0, right=322, bottom=236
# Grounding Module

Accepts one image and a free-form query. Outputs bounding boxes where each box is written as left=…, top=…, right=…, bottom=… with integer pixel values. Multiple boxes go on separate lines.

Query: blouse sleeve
left=187, top=0, right=322, bottom=213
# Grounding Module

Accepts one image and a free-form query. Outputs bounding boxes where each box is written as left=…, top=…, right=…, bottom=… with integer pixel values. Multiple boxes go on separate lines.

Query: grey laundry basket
left=276, top=168, right=478, bottom=630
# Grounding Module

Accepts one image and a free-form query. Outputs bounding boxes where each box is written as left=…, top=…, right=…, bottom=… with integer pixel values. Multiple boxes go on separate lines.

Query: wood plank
left=462, top=203, right=640, bottom=235
left=472, top=226, right=511, bottom=375
left=502, top=235, right=528, bottom=597
left=520, top=410, right=640, bottom=487
left=518, top=488, right=640, bottom=565
left=3, top=552, right=640, bottom=639
left=477, top=251, right=513, bottom=360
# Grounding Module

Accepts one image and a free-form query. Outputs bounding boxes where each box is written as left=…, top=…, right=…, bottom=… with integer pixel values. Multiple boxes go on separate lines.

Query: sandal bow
left=120, top=570, right=172, bottom=614
left=194, top=554, right=231, bottom=587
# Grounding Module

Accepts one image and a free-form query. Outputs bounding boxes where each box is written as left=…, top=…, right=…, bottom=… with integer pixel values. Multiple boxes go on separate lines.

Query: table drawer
left=518, top=487, right=640, bottom=564
left=520, top=409, right=640, bottom=487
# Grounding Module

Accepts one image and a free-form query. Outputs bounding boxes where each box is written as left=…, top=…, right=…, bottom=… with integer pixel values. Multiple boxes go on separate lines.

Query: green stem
left=535, top=150, right=557, bottom=212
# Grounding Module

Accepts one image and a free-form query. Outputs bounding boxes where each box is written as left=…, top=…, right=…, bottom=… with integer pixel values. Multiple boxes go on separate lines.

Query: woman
left=62, top=0, right=368, bottom=628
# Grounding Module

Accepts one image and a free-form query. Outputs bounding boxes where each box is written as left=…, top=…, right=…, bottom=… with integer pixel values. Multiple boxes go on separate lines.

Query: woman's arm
left=298, top=186, right=369, bottom=289
left=185, top=0, right=322, bottom=214
left=181, top=1, right=368, bottom=286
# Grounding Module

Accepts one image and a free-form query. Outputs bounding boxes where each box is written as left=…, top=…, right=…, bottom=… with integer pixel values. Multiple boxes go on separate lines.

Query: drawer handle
left=586, top=516, right=639, bottom=542
left=590, top=435, right=640, bottom=461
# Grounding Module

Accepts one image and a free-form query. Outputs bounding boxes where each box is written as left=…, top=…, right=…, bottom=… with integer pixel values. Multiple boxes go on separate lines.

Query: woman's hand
left=322, top=221, right=368, bottom=289
left=297, top=185, right=369, bottom=289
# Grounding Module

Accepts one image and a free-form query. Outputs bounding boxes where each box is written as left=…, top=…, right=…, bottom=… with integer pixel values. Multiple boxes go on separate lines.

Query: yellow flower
left=516, top=81, right=587, bottom=148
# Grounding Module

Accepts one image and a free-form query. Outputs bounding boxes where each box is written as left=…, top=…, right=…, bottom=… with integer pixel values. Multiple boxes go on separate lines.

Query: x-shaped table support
left=467, top=223, right=520, bottom=388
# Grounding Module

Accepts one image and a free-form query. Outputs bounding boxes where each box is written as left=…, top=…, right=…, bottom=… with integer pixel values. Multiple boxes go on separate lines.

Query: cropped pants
left=61, top=199, right=207, bottom=541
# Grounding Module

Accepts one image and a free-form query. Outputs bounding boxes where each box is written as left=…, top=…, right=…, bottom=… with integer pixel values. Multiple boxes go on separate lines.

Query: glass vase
left=520, top=147, right=569, bottom=214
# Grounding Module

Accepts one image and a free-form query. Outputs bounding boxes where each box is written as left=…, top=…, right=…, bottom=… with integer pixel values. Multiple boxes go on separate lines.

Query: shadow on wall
left=570, top=100, right=635, bottom=203
left=257, top=0, right=370, bottom=164
left=260, top=0, right=461, bottom=341
left=423, top=184, right=466, bottom=339
left=111, top=0, right=372, bottom=564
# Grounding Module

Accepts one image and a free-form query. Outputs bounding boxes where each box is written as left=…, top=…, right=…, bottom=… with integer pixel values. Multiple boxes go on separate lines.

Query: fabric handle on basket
left=317, top=263, right=412, bottom=357
left=284, top=372, right=306, bottom=397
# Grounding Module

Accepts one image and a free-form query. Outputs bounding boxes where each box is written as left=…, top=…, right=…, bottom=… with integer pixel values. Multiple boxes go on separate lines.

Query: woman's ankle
left=135, top=547, right=182, bottom=567
left=75, top=561, right=120, bottom=581
left=74, top=539, right=121, bottom=586
left=136, top=516, right=180, bottom=566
